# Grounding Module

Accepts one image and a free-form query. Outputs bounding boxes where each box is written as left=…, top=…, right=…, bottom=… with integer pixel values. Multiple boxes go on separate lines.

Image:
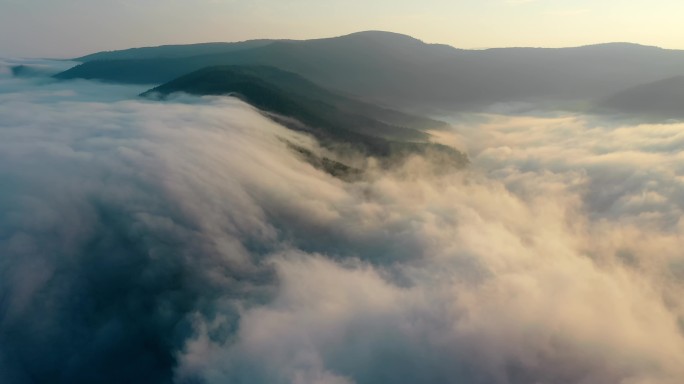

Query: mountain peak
left=577, top=42, right=663, bottom=51
left=341, top=30, right=422, bottom=40
left=321, top=30, right=426, bottom=46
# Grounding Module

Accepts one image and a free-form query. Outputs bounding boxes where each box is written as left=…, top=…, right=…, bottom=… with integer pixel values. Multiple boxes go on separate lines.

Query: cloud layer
left=0, top=60, right=683, bottom=384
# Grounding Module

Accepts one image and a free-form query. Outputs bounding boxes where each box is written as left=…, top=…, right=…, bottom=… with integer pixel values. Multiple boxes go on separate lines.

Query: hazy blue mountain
left=56, top=31, right=684, bottom=112
left=142, top=65, right=467, bottom=166
left=76, top=40, right=274, bottom=62
left=599, top=76, right=684, bottom=118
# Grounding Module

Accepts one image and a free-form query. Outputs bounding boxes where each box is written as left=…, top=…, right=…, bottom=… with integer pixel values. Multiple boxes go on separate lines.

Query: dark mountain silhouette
left=56, top=31, right=684, bottom=112
left=142, top=65, right=468, bottom=166
left=599, top=76, right=684, bottom=119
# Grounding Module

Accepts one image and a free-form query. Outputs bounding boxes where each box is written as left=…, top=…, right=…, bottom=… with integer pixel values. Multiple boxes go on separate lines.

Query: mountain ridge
left=73, top=31, right=671, bottom=62
left=76, top=40, right=276, bottom=62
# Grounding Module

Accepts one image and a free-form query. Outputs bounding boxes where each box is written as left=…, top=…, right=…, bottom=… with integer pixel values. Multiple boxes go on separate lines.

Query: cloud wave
left=0, top=61, right=683, bottom=384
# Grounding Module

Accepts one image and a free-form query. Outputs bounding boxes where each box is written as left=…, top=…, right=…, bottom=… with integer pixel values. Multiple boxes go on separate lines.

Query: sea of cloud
left=0, top=59, right=683, bottom=384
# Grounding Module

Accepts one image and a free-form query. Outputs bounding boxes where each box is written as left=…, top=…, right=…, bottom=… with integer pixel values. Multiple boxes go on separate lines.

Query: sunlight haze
left=1, top=0, right=683, bottom=57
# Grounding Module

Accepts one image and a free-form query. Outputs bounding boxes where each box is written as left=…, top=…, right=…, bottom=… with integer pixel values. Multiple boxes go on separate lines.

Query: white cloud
left=1, top=61, right=684, bottom=384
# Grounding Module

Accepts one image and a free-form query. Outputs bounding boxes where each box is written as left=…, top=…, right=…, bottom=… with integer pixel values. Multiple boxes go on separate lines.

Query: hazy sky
left=1, top=0, right=683, bottom=57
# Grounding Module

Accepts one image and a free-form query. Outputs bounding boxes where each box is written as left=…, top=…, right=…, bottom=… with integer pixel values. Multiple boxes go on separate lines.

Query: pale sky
left=1, top=0, right=683, bottom=58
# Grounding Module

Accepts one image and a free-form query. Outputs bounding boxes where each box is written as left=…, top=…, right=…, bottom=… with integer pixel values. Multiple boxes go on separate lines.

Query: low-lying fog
left=1, top=60, right=683, bottom=384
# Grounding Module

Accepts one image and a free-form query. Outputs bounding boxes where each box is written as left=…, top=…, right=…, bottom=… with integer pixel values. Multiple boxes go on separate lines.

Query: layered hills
left=56, top=31, right=684, bottom=112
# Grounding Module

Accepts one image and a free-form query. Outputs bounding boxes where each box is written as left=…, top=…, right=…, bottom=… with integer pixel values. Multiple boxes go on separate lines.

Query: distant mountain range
left=56, top=31, right=684, bottom=114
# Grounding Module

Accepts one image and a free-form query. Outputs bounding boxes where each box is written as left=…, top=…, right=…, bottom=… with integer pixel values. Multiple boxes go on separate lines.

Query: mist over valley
left=2, top=29, right=684, bottom=384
